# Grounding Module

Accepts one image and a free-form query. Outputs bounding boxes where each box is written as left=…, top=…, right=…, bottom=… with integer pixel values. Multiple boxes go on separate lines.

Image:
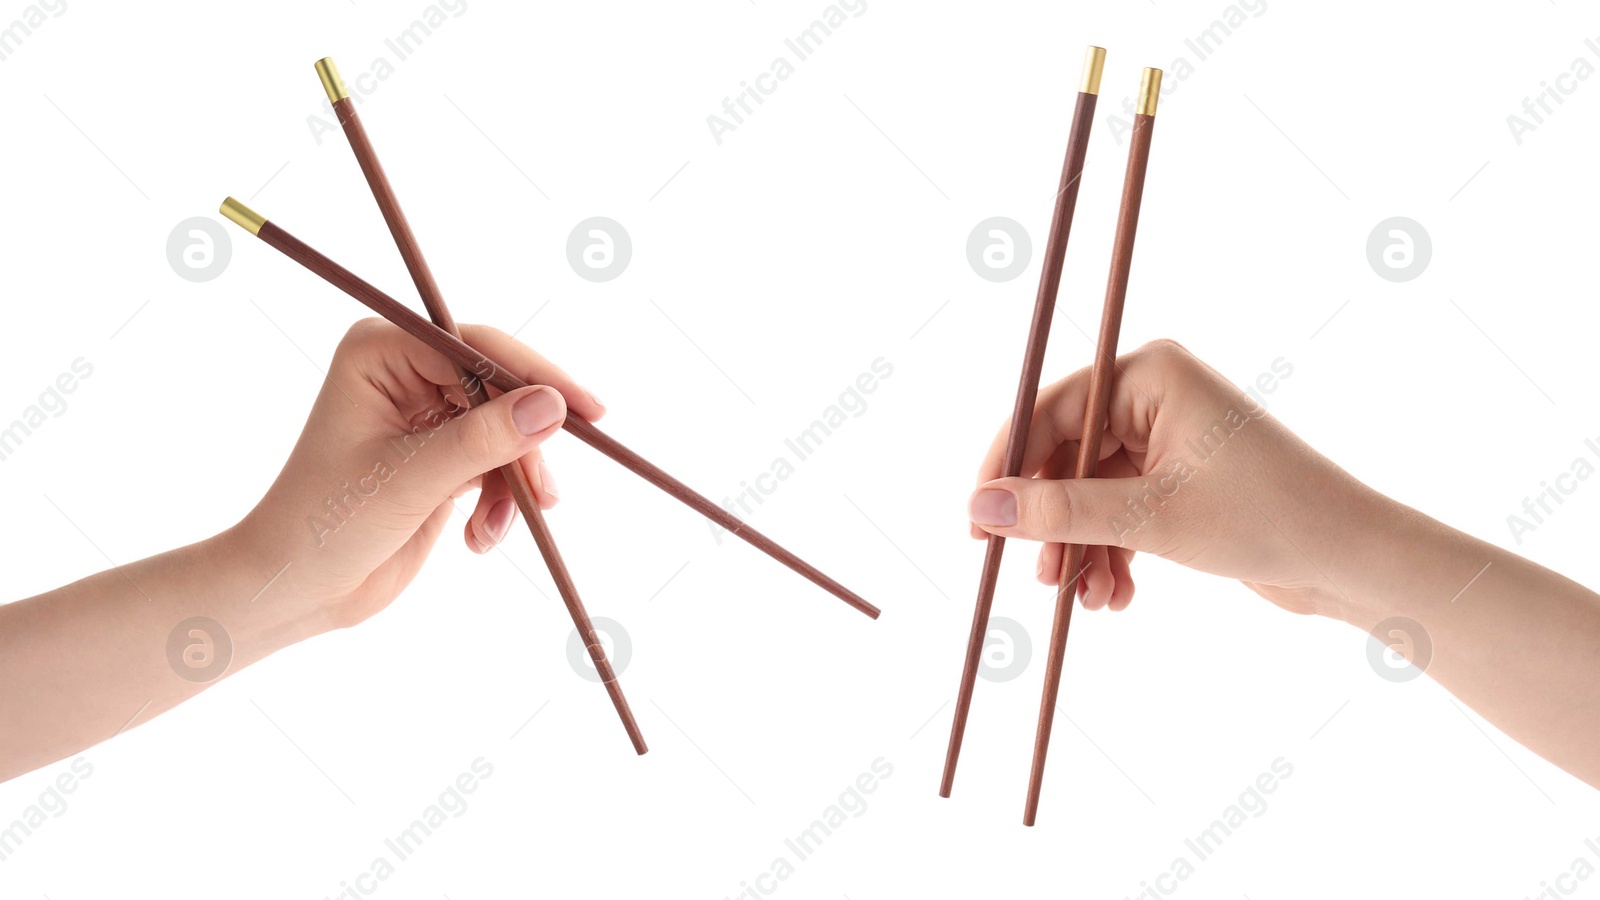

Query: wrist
left=1315, top=493, right=1477, bottom=630
left=199, top=524, right=340, bottom=659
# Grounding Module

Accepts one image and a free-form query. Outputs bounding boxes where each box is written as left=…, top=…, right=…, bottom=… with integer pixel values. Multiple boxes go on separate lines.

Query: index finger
left=974, top=341, right=1175, bottom=487
left=459, top=323, right=607, bottom=422
left=975, top=360, right=1093, bottom=488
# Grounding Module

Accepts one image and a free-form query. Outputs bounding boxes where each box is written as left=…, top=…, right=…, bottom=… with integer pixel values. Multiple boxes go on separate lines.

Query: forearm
left=1326, top=497, right=1600, bottom=787
left=0, top=527, right=335, bottom=781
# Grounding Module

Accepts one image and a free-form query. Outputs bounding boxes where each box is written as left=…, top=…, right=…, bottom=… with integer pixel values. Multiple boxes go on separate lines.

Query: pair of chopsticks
left=311, top=60, right=646, bottom=756
left=220, top=58, right=879, bottom=755
left=941, top=48, right=1164, bottom=825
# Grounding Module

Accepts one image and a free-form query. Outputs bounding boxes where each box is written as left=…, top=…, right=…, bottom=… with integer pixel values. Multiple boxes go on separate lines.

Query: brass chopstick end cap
left=1080, top=46, right=1107, bottom=95
left=1136, top=67, right=1164, bottom=116
left=219, top=196, right=265, bottom=236
left=314, top=57, right=349, bottom=103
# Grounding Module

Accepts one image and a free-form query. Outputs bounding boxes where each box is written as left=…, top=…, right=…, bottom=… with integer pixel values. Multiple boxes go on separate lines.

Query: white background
left=3, top=1, right=1599, bottom=897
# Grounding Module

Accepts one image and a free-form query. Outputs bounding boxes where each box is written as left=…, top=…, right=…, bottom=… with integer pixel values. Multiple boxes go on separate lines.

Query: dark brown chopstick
left=1024, top=66, right=1163, bottom=826
left=218, top=197, right=881, bottom=620
left=313, top=59, right=647, bottom=754
left=941, top=46, right=1106, bottom=801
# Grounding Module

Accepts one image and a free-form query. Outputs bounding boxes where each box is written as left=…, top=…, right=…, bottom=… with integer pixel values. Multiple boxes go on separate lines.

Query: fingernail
left=586, top=389, right=605, bottom=411
left=485, top=498, right=516, bottom=545
left=513, top=387, right=563, bottom=435
left=538, top=458, right=559, bottom=502
left=969, top=489, right=1017, bottom=527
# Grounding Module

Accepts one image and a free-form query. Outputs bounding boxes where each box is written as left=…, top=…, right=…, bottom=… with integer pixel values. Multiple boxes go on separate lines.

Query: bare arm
left=968, top=339, right=1600, bottom=788
left=0, top=531, right=325, bottom=780
left=0, top=320, right=599, bottom=782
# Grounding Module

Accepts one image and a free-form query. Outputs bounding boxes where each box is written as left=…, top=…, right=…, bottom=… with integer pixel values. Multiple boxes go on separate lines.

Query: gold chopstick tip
left=219, top=197, right=265, bottom=236
left=1080, top=46, right=1106, bottom=95
left=314, top=57, right=349, bottom=103
left=1136, top=67, right=1163, bottom=116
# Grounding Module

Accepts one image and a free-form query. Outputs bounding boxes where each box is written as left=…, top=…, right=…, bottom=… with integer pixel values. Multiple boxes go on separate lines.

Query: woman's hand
left=967, top=338, right=1600, bottom=788
left=967, top=339, right=1385, bottom=618
left=0, top=319, right=605, bottom=780
left=234, top=318, right=606, bottom=629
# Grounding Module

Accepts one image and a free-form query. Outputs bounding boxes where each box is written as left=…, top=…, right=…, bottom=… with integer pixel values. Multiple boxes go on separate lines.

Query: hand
left=233, top=318, right=606, bottom=628
left=967, top=339, right=1386, bottom=618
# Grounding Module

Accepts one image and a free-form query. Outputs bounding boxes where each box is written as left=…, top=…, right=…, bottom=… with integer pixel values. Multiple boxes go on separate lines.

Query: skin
left=4, top=330, right=1596, bottom=792
left=0, top=320, right=603, bottom=782
left=967, top=339, right=1600, bottom=789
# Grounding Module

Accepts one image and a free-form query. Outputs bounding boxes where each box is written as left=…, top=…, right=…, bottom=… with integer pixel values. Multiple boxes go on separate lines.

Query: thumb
left=394, top=385, right=566, bottom=507
left=968, top=475, right=1173, bottom=552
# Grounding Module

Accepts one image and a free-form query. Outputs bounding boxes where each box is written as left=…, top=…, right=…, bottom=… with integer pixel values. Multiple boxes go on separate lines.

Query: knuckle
left=452, top=410, right=501, bottom=466
left=1138, top=337, right=1190, bottom=361
left=1033, top=482, right=1075, bottom=537
left=332, top=318, right=392, bottom=372
left=1128, top=338, right=1203, bottom=396
left=340, top=317, right=391, bottom=348
left=460, top=322, right=509, bottom=347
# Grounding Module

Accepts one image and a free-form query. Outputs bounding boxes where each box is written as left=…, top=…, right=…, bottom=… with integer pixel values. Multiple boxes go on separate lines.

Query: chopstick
left=313, top=59, right=647, bottom=755
left=941, top=46, right=1106, bottom=800
left=1024, top=66, right=1163, bottom=826
left=217, top=197, right=882, bottom=621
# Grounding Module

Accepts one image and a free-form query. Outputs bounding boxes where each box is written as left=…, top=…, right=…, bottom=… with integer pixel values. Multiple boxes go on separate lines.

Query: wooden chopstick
left=217, top=197, right=882, bottom=621
left=1024, top=66, right=1163, bottom=826
left=941, top=46, right=1106, bottom=801
left=313, top=59, right=647, bottom=755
